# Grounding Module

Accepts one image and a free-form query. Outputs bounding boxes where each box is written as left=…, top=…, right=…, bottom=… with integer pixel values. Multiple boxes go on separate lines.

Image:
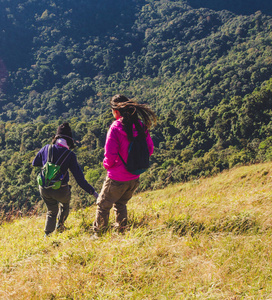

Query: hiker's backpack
left=118, top=135, right=150, bottom=175
left=37, top=145, right=71, bottom=189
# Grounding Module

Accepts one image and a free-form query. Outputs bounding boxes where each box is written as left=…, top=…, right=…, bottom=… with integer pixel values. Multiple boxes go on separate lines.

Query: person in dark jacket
left=32, top=122, right=98, bottom=236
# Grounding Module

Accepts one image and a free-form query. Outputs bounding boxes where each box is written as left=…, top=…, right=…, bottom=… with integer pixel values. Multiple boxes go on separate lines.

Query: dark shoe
left=56, top=223, right=67, bottom=232
left=113, top=222, right=128, bottom=233
left=44, top=231, right=51, bottom=237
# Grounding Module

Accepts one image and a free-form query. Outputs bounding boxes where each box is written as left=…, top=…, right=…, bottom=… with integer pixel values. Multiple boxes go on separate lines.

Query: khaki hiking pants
left=93, top=176, right=139, bottom=232
left=39, top=185, right=71, bottom=234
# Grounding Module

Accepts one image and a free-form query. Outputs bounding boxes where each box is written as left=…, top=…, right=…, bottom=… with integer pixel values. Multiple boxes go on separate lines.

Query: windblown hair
left=110, top=94, right=157, bottom=141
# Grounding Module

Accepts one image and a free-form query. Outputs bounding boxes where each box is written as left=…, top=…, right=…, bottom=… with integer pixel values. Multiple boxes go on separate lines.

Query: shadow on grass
left=165, top=212, right=260, bottom=236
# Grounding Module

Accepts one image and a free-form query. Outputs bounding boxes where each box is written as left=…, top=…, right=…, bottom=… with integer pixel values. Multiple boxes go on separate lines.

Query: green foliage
left=1, top=76, right=272, bottom=214
left=187, top=0, right=272, bottom=16
left=258, top=136, right=272, bottom=161
left=0, top=1, right=272, bottom=213
left=0, top=1, right=272, bottom=121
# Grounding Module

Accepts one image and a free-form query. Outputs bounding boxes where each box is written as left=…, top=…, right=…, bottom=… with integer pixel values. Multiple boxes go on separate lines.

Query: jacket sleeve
left=103, top=126, right=120, bottom=170
left=146, top=131, right=154, bottom=156
left=32, top=146, right=46, bottom=167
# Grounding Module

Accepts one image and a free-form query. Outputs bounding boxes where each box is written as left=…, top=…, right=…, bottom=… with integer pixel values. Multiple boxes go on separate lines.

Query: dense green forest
left=0, top=0, right=272, bottom=213
left=187, top=0, right=272, bottom=16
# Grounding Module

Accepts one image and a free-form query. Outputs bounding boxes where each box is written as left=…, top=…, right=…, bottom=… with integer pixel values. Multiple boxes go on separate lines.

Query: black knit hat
left=55, top=122, right=75, bottom=148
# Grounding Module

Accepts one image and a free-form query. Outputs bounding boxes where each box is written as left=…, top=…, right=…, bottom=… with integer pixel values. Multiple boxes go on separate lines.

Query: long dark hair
left=110, top=94, right=157, bottom=141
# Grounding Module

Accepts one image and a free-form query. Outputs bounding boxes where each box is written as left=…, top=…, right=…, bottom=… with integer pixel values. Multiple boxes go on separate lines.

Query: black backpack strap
left=56, top=149, right=71, bottom=166
left=47, top=144, right=53, bottom=163
left=118, top=153, right=127, bottom=167
left=118, top=137, right=136, bottom=167
left=56, top=149, right=72, bottom=180
left=48, top=144, right=71, bottom=166
left=47, top=146, right=71, bottom=182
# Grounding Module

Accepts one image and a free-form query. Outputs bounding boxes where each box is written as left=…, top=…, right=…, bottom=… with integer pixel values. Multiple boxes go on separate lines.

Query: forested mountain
left=0, top=0, right=272, bottom=121
left=187, top=0, right=272, bottom=16
left=0, top=0, right=272, bottom=213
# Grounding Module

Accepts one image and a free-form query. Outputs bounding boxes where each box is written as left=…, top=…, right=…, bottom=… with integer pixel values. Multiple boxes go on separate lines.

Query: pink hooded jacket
left=103, top=118, right=154, bottom=181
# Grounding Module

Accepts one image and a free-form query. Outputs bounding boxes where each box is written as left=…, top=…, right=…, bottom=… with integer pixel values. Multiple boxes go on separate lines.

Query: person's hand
left=93, top=191, right=99, bottom=199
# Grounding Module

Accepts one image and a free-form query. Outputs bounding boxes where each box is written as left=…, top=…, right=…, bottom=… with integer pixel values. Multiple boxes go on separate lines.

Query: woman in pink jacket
left=93, top=94, right=156, bottom=234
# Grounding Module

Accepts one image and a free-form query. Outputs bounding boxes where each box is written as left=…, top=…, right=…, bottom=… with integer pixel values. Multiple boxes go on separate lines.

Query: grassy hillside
left=1, top=162, right=272, bottom=299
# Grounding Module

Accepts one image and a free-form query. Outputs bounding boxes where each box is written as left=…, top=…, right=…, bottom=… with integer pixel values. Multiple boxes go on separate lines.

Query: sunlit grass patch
left=1, top=162, right=272, bottom=298
left=166, top=211, right=260, bottom=236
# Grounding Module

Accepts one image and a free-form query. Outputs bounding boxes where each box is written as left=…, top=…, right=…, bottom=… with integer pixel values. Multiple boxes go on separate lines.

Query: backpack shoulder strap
left=118, top=137, right=136, bottom=167
left=47, top=144, right=53, bottom=163
left=118, top=153, right=127, bottom=167
left=55, top=149, right=71, bottom=166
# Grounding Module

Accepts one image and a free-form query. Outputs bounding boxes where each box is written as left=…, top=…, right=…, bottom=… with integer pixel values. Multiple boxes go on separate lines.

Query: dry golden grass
left=1, top=162, right=272, bottom=299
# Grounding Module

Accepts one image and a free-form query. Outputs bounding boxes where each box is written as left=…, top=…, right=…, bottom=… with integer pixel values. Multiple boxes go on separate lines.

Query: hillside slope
left=1, top=162, right=272, bottom=299
left=0, top=0, right=272, bottom=214
left=187, top=0, right=272, bottom=16
left=0, top=0, right=272, bottom=121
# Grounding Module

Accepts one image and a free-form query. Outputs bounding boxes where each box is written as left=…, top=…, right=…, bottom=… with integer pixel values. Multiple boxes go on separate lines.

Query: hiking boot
left=44, top=231, right=51, bottom=238
left=113, top=223, right=128, bottom=233
left=56, top=223, right=67, bottom=232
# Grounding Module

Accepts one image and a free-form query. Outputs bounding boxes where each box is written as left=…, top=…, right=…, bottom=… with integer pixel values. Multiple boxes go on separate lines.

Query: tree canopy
left=0, top=0, right=272, bottom=213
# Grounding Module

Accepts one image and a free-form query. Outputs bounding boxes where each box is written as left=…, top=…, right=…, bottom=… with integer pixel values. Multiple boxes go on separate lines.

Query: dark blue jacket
left=32, top=144, right=95, bottom=195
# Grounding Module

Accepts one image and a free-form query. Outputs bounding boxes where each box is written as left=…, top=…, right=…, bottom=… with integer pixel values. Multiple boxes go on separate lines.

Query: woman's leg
left=93, top=177, right=126, bottom=232
left=113, top=178, right=139, bottom=228
left=93, top=177, right=139, bottom=233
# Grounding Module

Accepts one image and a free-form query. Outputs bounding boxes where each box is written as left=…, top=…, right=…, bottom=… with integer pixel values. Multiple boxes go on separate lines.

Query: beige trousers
left=93, top=176, right=139, bottom=232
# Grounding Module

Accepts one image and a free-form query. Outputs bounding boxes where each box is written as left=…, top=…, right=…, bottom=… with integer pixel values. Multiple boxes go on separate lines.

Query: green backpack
left=37, top=145, right=71, bottom=189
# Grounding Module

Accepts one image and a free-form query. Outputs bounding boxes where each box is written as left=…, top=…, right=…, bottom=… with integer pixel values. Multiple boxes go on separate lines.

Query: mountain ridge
left=0, top=0, right=271, bottom=121
left=0, top=0, right=272, bottom=214
left=187, top=0, right=272, bottom=16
